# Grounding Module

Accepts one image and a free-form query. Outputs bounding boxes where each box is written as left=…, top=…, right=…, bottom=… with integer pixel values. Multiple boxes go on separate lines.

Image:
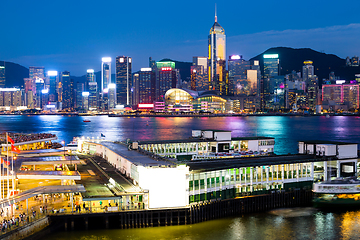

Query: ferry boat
left=313, top=177, right=360, bottom=208
left=66, top=137, right=79, bottom=151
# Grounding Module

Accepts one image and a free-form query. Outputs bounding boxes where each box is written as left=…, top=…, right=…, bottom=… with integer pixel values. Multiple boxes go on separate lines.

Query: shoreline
left=0, top=113, right=358, bottom=117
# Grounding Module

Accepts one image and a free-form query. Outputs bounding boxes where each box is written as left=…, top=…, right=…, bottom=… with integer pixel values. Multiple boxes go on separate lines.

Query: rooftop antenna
left=215, top=3, right=217, bottom=22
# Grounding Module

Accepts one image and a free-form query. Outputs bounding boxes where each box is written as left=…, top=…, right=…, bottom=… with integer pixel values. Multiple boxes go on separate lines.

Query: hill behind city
left=250, top=47, right=358, bottom=83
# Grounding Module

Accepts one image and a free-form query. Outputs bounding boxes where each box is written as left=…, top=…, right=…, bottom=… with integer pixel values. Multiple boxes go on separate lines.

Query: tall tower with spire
left=208, top=5, right=227, bottom=94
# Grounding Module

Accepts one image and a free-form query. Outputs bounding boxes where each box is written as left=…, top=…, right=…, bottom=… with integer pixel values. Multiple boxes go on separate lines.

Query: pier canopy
left=0, top=184, right=85, bottom=208
left=0, top=133, right=58, bottom=153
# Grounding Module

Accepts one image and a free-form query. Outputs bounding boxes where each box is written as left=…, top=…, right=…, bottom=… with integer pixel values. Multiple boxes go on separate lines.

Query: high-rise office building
left=228, top=55, right=250, bottom=96
left=302, top=60, right=314, bottom=84
left=0, top=62, right=5, bottom=88
left=149, top=57, right=156, bottom=71
left=261, top=54, right=280, bottom=110
left=191, top=57, right=208, bottom=91
left=76, top=82, right=85, bottom=109
left=322, top=84, right=359, bottom=110
left=101, top=57, right=111, bottom=110
left=108, top=83, right=116, bottom=109
left=133, top=68, right=156, bottom=106
left=101, top=57, right=111, bottom=92
left=24, top=78, right=35, bottom=108
left=47, top=71, right=58, bottom=102
left=82, top=92, right=89, bottom=111
left=61, top=71, right=72, bottom=109
left=302, top=61, right=317, bottom=110
left=116, top=56, right=132, bottom=105
left=29, top=67, right=45, bottom=108
left=0, top=88, right=22, bottom=107
left=208, top=11, right=226, bottom=92
left=88, top=82, right=98, bottom=110
left=155, top=62, right=177, bottom=100
left=86, top=69, right=95, bottom=90
left=35, top=78, right=44, bottom=108
left=29, top=67, right=45, bottom=82
left=263, top=54, right=279, bottom=78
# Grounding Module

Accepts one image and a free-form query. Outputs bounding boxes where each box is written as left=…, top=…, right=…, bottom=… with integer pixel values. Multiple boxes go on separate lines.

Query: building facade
left=0, top=63, right=5, bottom=88
left=133, top=68, right=156, bottom=106
left=208, top=14, right=226, bottom=93
left=116, top=56, right=132, bottom=105
left=61, top=71, right=72, bottom=109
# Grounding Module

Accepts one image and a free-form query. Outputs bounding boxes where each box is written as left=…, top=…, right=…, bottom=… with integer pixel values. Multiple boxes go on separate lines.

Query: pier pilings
left=49, top=189, right=313, bottom=231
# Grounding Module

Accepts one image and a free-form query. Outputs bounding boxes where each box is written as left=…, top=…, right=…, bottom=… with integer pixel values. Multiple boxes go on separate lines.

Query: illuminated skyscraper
left=88, top=82, right=98, bottom=110
left=263, top=54, right=279, bottom=78
left=87, top=69, right=95, bottom=82
left=76, top=82, right=85, bottom=109
left=0, top=62, right=5, bottom=88
left=108, top=83, right=116, bottom=109
left=61, top=71, right=72, bottom=109
left=101, top=57, right=111, bottom=92
left=155, top=62, right=177, bottom=100
left=101, top=57, right=111, bottom=110
left=116, top=56, right=132, bottom=105
left=303, top=60, right=318, bottom=110
left=322, top=84, right=359, bottom=110
left=133, top=68, right=156, bottom=105
left=35, top=78, right=44, bottom=108
left=29, top=66, right=45, bottom=108
left=228, top=56, right=261, bottom=97
left=302, top=60, right=314, bottom=84
left=47, top=71, right=58, bottom=102
left=191, top=57, right=208, bottom=91
left=208, top=9, right=226, bottom=93
left=29, top=67, right=45, bottom=82
left=261, top=54, right=280, bottom=110
left=86, top=69, right=95, bottom=90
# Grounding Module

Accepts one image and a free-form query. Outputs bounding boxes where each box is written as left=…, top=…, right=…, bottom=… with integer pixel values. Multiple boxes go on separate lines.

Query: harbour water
left=1, top=115, right=360, bottom=155
left=1, top=115, right=360, bottom=239
left=43, top=209, right=360, bottom=240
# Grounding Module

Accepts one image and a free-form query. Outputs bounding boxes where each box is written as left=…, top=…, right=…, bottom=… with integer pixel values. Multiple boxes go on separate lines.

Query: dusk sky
left=2, top=0, right=360, bottom=76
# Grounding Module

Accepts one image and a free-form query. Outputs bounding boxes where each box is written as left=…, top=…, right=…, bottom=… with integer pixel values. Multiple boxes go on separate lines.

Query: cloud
left=227, top=23, right=360, bottom=59
left=7, top=23, right=360, bottom=76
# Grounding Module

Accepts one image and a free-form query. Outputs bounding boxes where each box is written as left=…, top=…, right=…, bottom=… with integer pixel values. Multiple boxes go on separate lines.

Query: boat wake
left=269, top=207, right=316, bottom=217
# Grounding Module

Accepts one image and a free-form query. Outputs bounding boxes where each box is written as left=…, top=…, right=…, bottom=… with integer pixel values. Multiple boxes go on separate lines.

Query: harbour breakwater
left=48, top=189, right=312, bottom=231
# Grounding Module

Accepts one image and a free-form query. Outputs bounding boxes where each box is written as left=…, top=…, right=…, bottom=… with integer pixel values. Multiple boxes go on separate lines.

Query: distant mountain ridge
left=250, top=47, right=351, bottom=82
left=0, top=61, right=29, bottom=87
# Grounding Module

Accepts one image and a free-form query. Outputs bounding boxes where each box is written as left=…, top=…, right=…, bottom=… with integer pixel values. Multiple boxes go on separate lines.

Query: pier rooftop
left=95, top=141, right=335, bottom=173
left=100, top=141, right=176, bottom=167
left=135, top=136, right=275, bottom=145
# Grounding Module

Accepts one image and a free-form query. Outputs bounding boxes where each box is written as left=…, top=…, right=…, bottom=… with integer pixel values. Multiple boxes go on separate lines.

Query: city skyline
left=1, top=0, right=360, bottom=75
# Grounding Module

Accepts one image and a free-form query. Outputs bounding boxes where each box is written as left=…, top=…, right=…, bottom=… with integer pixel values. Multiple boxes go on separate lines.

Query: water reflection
left=1, top=115, right=360, bottom=155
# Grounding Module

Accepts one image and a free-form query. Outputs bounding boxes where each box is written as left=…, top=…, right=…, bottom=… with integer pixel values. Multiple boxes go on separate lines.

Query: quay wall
left=0, top=216, right=50, bottom=240
left=49, top=189, right=313, bottom=231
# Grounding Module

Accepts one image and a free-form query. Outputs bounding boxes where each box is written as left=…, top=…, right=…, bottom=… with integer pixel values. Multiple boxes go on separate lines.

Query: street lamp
left=61, top=141, right=65, bottom=156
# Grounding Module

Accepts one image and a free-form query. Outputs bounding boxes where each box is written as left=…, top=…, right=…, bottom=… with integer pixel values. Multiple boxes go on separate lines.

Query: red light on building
left=138, top=104, right=154, bottom=108
left=161, top=67, right=172, bottom=71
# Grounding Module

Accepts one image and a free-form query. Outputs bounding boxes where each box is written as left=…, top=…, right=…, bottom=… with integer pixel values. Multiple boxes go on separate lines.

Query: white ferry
left=313, top=177, right=360, bottom=207
left=66, top=137, right=79, bottom=151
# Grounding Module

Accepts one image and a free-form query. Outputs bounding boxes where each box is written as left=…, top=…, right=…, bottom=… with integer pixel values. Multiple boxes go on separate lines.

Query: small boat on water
left=83, top=119, right=91, bottom=122
left=313, top=176, right=360, bottom=208
left=326, top=114, right=330, bottom=118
